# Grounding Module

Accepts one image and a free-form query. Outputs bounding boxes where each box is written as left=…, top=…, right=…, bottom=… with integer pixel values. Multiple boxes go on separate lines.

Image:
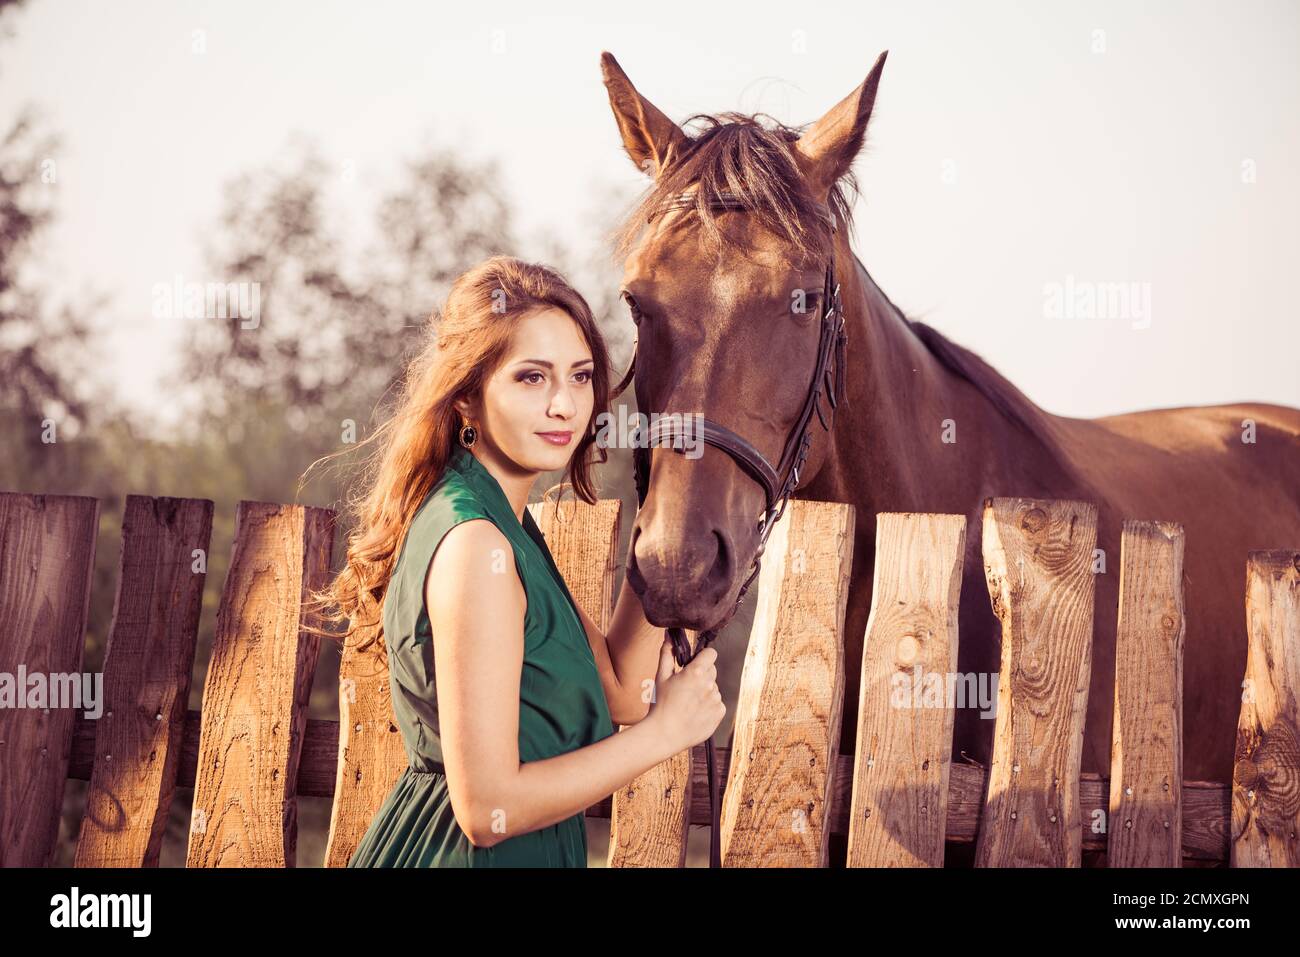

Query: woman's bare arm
left=573, top=577, right=664, bottom=726
left=427, top=518, right=679, bottom=848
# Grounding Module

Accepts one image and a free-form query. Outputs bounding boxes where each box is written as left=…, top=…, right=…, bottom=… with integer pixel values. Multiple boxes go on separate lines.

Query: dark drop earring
left=458, top=422, right=477, bottom=449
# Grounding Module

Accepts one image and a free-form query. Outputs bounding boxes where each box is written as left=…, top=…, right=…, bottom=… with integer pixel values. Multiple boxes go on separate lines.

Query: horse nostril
left=626, top=523, right=641, bottom=568
left=712, top=529, right=732, bottom=586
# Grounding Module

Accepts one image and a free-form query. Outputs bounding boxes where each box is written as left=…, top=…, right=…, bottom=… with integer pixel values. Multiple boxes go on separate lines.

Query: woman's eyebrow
left=513, top=358, right=595, bottom=368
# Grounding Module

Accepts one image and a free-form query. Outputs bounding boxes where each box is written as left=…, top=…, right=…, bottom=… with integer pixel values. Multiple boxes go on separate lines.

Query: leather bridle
left=610, top=189, right=848, bottom=867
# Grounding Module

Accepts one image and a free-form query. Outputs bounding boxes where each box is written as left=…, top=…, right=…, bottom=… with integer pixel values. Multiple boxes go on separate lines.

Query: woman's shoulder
left=405, top=469, right=492, bottom=549
left=385, top=468, right=524, bottom=648
left=398, top=468, right=511, bottom=583
left=421, top=516, right=522, bottom=626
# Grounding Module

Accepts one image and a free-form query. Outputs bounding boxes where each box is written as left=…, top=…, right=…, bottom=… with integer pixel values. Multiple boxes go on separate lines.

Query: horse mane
left=908, top=319, right=1053, bottom=436
left=610, top=112, right=859, bottom=266
left=857, top=259, right=1053, bottom=438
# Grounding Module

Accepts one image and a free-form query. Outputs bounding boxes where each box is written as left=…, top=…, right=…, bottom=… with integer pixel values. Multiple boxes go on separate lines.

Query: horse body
left=1050, top=398, right=1300, bottom=783
left=599, top=49, right=1300, bottom=796
left=803, top=253, right=1300, bottom=784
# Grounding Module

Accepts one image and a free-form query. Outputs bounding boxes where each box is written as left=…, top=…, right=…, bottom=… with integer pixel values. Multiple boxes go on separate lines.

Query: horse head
left=600, top=50, right=887, bottom=632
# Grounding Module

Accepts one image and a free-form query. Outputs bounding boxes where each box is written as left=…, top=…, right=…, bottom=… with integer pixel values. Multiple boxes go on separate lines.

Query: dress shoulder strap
left=384, top=464, right=502, bottom=650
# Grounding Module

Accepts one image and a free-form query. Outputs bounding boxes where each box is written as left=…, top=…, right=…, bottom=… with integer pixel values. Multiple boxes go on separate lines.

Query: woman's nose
left=550, top=385, right=577, bottom=416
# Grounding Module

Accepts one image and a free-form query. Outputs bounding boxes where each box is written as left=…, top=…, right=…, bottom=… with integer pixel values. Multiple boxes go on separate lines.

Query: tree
left=0, top=0, right=114, bottom=482
left=171, top=137, right=521, bottom=430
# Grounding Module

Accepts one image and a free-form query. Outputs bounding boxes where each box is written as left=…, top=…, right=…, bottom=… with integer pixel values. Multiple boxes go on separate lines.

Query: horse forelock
left=610, top=112, right=857, bottom=266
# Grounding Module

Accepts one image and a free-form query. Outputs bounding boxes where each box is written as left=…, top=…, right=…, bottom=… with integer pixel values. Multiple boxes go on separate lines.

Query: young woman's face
left=465, top=306, right=595, bottom=475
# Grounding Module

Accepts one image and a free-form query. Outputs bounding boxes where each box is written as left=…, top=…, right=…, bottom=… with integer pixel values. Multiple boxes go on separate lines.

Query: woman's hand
left=645, top=638, right=726, bottom=753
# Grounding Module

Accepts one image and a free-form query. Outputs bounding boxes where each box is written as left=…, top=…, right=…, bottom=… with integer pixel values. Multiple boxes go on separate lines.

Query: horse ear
left=793, top=50, right=888, bottom=200
left=600, top=51, right=689, bottom=179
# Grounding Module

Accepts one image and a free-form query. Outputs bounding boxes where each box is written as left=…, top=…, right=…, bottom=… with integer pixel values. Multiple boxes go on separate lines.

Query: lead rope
left=664, top=625, right=721, bottom=868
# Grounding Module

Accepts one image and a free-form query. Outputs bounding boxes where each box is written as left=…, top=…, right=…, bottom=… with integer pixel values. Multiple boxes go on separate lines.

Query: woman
left=308, top=255, right=725, bottom=866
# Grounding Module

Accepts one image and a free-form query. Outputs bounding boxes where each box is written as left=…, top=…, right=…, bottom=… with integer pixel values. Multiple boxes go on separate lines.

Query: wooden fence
left=1, top=491, right=1296, bottom=867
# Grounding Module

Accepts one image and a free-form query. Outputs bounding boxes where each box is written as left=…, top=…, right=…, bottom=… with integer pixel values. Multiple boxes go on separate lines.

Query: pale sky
left=3, top=0, right=1297, bottom=431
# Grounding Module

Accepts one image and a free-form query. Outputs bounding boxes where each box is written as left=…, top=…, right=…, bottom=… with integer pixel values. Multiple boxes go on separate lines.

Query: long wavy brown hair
left=300, top=255, right=613, bottom=655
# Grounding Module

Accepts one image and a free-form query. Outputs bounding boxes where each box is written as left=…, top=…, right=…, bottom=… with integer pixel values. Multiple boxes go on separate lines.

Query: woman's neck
left=468, top=445, right=535, bottom=523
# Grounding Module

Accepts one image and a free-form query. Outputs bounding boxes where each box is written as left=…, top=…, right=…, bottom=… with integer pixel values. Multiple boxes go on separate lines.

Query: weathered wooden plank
left=848, top=512, right=966, bottom=867
left=721, top=499, right=855, bottom=866
left=0, top=493, right=100, bottom=867
left=529, top=496, right=622, bottom=634
left=74, top=495, right=213, bottom=867
left=1108, top=519, right=1185, bottom=868
left=608, top=744, right=693, bottom=867
left=185, top=502, right=333, bottom=867
left=976, top=497, right=1098, bottom=867
left=322, top=615, right=404, bottom=868
left=1231, top=549, right=1300, bottom=868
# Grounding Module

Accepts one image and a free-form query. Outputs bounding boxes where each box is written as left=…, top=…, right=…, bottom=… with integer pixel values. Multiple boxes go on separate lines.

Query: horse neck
left=809, top=248, right=1067, bottom=515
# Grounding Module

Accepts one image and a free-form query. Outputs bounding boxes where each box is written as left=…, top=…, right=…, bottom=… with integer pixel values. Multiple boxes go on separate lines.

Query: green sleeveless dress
left=347, top=444, right=615, bottom=867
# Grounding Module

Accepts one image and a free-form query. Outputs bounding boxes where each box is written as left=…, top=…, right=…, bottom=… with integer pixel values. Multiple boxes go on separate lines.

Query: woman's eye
left=522, top=371, right=545, bottom=384
left=574, top=370, right=592, bottom=384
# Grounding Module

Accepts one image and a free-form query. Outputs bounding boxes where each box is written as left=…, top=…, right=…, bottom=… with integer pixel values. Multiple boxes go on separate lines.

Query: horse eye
left=622, top=292, right=643, bottom=325
left=792, top=292, right=822, bottom=318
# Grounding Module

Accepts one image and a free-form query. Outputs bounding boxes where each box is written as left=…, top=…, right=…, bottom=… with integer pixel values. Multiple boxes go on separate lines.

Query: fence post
left=848, top=512, right=966, bottom=867
left=1108, top=519, right=1185, bottom=867
left=185, top=501, right=333, bottom=867
left=75, top=495, right=213, bottom=867
left=0, top=493, right=100, bottom=867
left=1232, top=549, right=1300, bottom=868
left=721, top=499, right=855, bottom=866
left=976, top=497, right=1098, bottom=867
left=324, top=614, right=404, bottom=868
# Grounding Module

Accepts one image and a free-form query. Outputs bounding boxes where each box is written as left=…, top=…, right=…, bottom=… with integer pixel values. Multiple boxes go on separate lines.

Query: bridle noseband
left=610, top=190, right=848, bottom=867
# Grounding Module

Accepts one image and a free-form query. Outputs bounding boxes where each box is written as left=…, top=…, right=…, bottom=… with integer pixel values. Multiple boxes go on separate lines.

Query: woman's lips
left=537, top=431, right=573, bottom=446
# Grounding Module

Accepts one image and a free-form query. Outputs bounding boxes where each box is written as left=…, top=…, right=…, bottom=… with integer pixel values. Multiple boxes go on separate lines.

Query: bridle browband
left=609, top=189, right=848, bottom=867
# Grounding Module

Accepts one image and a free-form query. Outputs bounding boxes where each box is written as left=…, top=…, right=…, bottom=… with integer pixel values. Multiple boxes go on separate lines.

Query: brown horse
left=599, top=50, right=1300, bottom=812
